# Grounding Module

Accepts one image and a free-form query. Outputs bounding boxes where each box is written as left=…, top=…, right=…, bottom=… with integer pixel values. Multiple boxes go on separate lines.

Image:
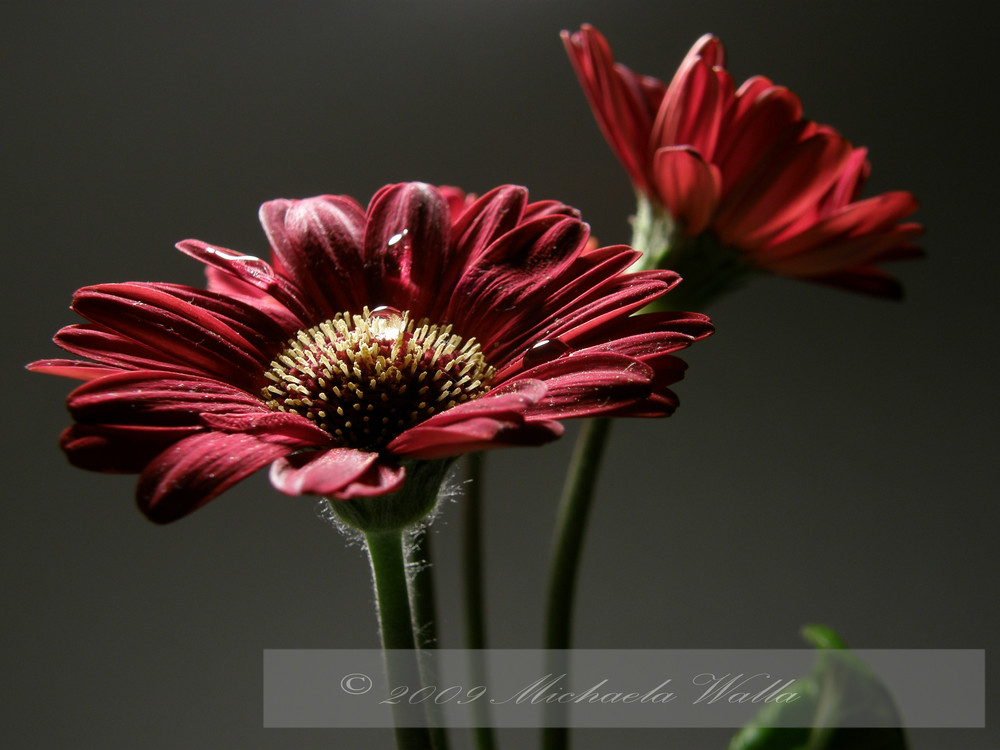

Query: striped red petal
left=138, top=432, right=296, bottom=523
left=269, top=448, right=404, bottom=498
left=71, top=284, right=267, bottom=388
left=66, top=371, right=264, bottom=426
left=259, top=195, right=368, bottom=318
left=653, top=147, right=721, bottom=237
left=363, top=182, right=452, bottom=316
left=520, top=353, right=655, bottom=420
left=61, top=423, right=201, bottom=473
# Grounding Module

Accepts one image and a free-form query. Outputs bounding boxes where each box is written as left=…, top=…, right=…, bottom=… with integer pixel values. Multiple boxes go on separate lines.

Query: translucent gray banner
left=263, top=649, right=984, bottom=729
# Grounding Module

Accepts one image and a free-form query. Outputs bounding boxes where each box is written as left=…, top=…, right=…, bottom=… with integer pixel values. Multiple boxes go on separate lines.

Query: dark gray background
left=4, top=1, right=997, bottom=748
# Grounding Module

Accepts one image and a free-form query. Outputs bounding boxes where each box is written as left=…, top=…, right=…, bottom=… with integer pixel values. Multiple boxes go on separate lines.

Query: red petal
left=555, top=310, right=713, bottom=363
left=520, top=353, right=654, bottom=420
left=654, top=55, right=725, bottom=159
left=573, top=329, right=703, bottom=360
left=27, top=359, right=124, bottom=381
left=201, top=410, right=332, bottom=446
left=66, top=371, right=264, bottom=426
left=71, top=284, right=267, bottom=387
left=388, top=417, right=562, bottom=460
left=54, top=324, right=210, bottom=376
left=137, top=432, right=293, bottom=523
left=724, top=75, right=777, bottom=135
left=715, top=131, right=852, bottom=247
left=259, top=195, right=368, bottom=317
left=562, top=25, right=660, bottom=193
left=597, top=350, right=688, bottom=417
left=534, top=272, right=679, bottom=347
left=203, top=266, right=304, bottom=334
left=762, top=191, right=920, bottom=262
left=409, top=379, right=547, bottom=428
left=61, top=423, right=201, bottom=473
left=440, top=186, right=528, bottom=313
left=483, top=244, right=645, bottom=367
left=438, top=185, right=473, bottom=218
left=715, top=85, right=803, bottom=194
left=334, top=461, right=408, bottom=499
left=177, top=239, right=312, bottom=324
left=387, top=380, right=556, bottom=458
left=268, top=448, right=400, bottom=497
left=820, top=146, right=871, bottom=211
left=653, top=147, right=721, bottom=236
left=363, top=182, right=451, bottom=316
left=765, top=224, right=923, bottom=277
left=682, top=34, right=726, bottom=69
left=450, top=185, right=528, bottom=263
left=146, top=282, right=291, bottom=351
left=447, top=216, right=589, bottom=350
left=522, top=199, right=582, bottom=221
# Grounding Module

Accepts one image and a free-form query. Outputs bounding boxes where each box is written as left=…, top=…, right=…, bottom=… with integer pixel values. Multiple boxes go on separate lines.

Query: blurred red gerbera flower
left=563, top=25, right=922, bottom=298
left=30, top=183, right=712, bottom=523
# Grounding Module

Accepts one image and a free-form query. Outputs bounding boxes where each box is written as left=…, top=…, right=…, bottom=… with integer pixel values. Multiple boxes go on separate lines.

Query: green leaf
left=727, top=625, right=908, bottom=750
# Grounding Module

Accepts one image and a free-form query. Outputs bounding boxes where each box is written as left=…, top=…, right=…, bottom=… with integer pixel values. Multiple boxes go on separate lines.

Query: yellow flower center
left=262, top=307, right=494, bottom=450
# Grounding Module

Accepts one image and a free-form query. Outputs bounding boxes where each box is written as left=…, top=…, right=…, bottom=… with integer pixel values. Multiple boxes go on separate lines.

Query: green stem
left=462, top=452, right=496, bottom=750
left=365, top=529, right=434, bottom=750
left=541, top=417, right=613, bottom=750
left=542, top=417, right=612, bottom=650
left=409, top=530, right=450, bottom=750
left=410, top=529, right=440, bottom=651
left=538, top=196, right=684, bottom=750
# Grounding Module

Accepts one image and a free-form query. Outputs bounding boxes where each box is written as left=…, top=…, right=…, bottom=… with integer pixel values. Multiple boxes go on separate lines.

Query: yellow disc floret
left=262, top=307, right=494, bottom=450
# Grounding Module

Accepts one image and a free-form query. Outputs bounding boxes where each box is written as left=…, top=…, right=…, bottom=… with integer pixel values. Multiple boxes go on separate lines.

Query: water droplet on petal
left=387, top=229, right=409, bottom=247
left=522, top=338, right=572, bottom=369
left=205, top=246, right=263, bottom=262
left=369, top=306, right=403, bottom=320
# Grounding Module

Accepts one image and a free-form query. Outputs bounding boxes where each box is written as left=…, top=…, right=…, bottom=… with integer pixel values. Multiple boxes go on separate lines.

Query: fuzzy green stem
left=366, top=529, right=434, bottom=750
left=462, top=452, right=496, bottom=750
left=410, top=529, right=440, bottom=652
left=409, top=530, right=450, bottom=750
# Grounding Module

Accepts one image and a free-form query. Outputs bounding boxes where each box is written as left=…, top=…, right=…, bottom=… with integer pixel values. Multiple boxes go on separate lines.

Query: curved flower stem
left=462, top=452, right=496, bottom=750
left=365, top=529, right=435, bottom=750
left=541, top=416, right=613, bottom=750
left=539, top=196, right=677, bottom=750
left=409, top=530, right=450, bottom=750
left=543, top=417, right=612, bottom=651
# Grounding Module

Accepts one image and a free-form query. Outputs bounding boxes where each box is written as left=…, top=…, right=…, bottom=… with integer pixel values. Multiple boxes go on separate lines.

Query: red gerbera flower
left=562, top=25, right=923, bottom=298
left=30, top=183, right=712, bottom=524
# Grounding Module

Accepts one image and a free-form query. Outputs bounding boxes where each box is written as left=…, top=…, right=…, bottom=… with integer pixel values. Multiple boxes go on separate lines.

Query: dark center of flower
left=262, top=307, right=495, bottom=451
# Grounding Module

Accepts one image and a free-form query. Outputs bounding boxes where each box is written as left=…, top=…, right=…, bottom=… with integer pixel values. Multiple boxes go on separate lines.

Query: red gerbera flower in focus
left=30, top=183, right=712, bottom=524
left=562, top=25, right=922, bottom=299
